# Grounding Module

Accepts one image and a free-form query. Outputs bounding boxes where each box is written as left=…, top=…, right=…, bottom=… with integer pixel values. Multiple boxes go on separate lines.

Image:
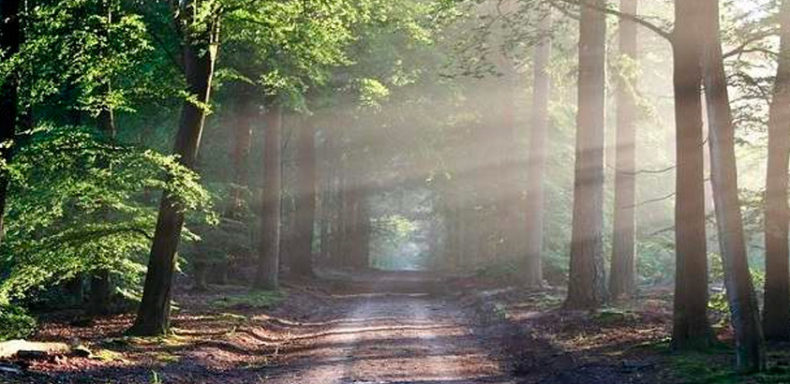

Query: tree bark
left=290, top=117, right=316, bottom=277
left=698, top=0, right=765, bottom=372
left=524, top=12, right=551, bottom=288
left=609, top=0, right=638, bottom=300
left=763, top=0, right=790, bottom=342
left=129, top=0, right=219, bottom=336
left=670, top=0, right=713, bottom=351
left=0, top=0, right=21, bottom=245
left=565, top=0, right=607, bottom=309
left=254, top=104, right=283, bottom=290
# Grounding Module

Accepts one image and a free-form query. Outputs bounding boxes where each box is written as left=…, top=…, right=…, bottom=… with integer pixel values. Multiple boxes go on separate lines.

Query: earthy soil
left=2, top=271, right=787, bottom=384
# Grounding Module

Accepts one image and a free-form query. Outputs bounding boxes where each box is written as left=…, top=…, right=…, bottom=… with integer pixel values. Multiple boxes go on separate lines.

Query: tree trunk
left=338, top=164, right=352, bottom=268
left=524, top=12, right=551, bottom=288
left=90, top=4, right=117, bottom=315
left=89, top=85, right=116, bottom=317
left=354, top=190, right=371, bottom=269
left=0, top=0, right=21, bottom=245
left=698, top=0, right=765, bottom=372
left=609, top=0, right=638, bottom=300
left=763, top=0, right=790, bottom=342
left=565, top=0, right=607, bottom=309
left=128, top=1, right=219, bottom=336
left=88, top=270, right=111, bottom=315
left=226, top=92, right=255, bottom=219
left=290, top=117, right=316, bottom=277
left=254, top=104, right=283, bottom=290
left=670, top=0, right=713, bottom=351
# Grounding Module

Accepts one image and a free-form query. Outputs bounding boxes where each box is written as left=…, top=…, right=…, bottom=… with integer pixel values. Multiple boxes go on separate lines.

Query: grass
left=592, top=308, right=640, bottom=325
left=152, top=351, right=181, bottom=364
left=91, top=348, right=127, bottom=362
left=664, top=344, right=790, bottom=384
left=209, top=290, right=286, bottom=310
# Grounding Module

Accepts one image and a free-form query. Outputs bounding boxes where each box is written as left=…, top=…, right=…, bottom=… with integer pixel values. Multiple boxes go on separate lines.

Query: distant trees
left=129, top=0, right=221, bottom=336
left=523, top=11, right=551, bottom=288
left=609, top=0, right=638, bottom=300
left=255, top=104, right=283, bottom=290
left=565, top=0, right=607, bottom=309
left=290, top=116, right=317, bottom=277
left=227, top=90, right=256, bottom=219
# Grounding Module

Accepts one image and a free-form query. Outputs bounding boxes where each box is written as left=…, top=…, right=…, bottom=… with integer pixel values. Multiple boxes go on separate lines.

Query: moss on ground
left=209, top=290, right=286, bottom=310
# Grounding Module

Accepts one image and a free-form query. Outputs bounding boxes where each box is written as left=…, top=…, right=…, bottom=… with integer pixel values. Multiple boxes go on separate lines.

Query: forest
left=1, top=0, right=790, bottom=382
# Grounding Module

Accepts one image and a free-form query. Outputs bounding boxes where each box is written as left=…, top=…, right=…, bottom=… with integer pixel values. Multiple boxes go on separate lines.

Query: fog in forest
left=1, top=0, right=789, bottom=382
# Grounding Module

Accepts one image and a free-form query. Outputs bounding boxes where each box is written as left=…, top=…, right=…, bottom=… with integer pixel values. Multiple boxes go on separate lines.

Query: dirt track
left=264, top=288, right=513, bottom=383
left=1, top=271, right=518, bottom=384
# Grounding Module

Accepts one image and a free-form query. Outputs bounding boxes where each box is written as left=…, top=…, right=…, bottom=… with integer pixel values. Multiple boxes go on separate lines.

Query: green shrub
left=0, top=304, right=37, bottom=341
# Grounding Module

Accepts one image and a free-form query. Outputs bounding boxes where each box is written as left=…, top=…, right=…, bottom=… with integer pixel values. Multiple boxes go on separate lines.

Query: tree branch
left=547, top=0, right=673, bottom=42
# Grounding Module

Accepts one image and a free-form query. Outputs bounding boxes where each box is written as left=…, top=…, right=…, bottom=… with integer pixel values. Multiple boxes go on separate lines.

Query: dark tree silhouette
left=129, top=0, right=220, bottom=336
left=763, top=0, right=790, bottom=342
left=670, top=0, right=714, bottom=351
left=698, top=0, right=765, bottom=372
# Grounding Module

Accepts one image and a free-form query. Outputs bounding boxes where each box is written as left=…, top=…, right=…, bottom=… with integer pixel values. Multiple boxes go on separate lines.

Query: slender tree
left=523, top=11, right=551, bottom=288
left=670, top=0, right=713, bottom=351
left=0, top=0, right=21, bottom=244
left=609, top=0, right=638, bottom=300
left=290, top=116, right=316, bottom=277
left=89, top=0, right=118, bottom=317
left=565, top=0, right=607, bottom=309
left=763, top=0, right=790, bottom=342
left=129, top=0, right=220, bottom=336
left=698, top=0, right=765, bottom=372
left=254, top=104, right=283, bottom=289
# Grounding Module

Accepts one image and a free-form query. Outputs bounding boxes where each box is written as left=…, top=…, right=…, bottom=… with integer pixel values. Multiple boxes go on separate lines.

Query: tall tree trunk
left=524, top=12, right=551, bottom=288
left=227, top=92, right=255, bottom=218
left=89, top=86, right=117, bottom=317
left=254, top=104, right=283, bottom=289
left=0, top=0, right=21, bottom=245
left=129, top=1, right=219, bottom=336
left=290, top=117, right=316, bottom=277
left=565, top=0, right=607, bottom=309
left=670, top=0, right=713, bottom=351
left=89, top=1, right=116, bottom=318
left=763, top=0, right=790, bottom=342
left=609, top=0, right=638, bottom=300
left=698, top=0, right=765, bottom=372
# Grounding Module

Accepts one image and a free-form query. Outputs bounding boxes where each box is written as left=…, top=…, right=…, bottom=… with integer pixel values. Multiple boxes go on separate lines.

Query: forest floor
left=2, top=270, right=790, bottom=383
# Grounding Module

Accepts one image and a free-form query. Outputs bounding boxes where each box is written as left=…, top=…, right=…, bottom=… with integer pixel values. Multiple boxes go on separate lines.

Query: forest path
left=264, top=272, right=514, bottom=384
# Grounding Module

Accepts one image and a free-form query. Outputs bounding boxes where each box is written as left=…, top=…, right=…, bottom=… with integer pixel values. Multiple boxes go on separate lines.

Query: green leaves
left=0, top=124, right=213, bottom=302
left=18, top=0, right=152, bottom=115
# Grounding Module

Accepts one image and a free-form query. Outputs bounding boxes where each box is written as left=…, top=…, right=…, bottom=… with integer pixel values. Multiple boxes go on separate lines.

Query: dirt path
left=264, top=283, right=513, bottom=383
left=1, top=272, right=517, bottom=383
